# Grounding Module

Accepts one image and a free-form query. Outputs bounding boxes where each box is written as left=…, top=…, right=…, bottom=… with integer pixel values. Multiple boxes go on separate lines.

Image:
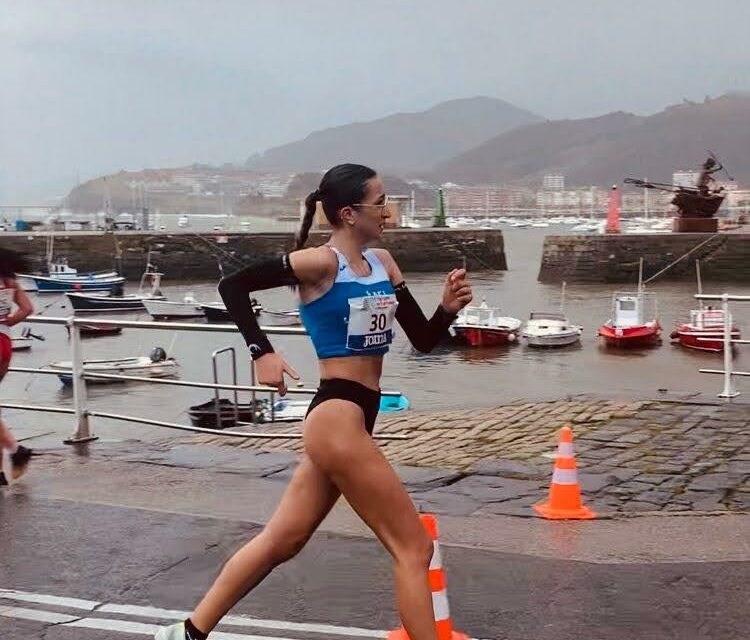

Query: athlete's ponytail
left=294, top=189, right=319, bottom=250
left=293, top=163, right=376, bottom=251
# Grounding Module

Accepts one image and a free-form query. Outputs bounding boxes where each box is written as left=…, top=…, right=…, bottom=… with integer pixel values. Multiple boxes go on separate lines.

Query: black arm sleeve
left=394, top=282, right=456, bottom=353
left=217, top=254, right=299, bottom=360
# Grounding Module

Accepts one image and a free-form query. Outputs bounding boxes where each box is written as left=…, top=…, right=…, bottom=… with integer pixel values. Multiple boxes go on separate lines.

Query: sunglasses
left=351, top=196, right=389, bottom=214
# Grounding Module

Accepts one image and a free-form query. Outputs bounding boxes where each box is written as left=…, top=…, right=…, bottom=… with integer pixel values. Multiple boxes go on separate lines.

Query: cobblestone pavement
left=189, top=397, right=750, bottom=517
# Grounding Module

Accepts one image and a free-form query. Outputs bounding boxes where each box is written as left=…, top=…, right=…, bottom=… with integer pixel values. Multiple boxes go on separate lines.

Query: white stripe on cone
left=429, top=541, right=443, bottom=570
left=557, top=442, right=574, bottom=457
left=551, top=467, right=578, bottom=485
left=432, top=589, right=451, bottom=621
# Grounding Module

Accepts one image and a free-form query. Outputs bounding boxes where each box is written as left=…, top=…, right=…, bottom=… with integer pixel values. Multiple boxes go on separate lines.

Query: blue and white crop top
left=299, top=247, right=397, bottom=359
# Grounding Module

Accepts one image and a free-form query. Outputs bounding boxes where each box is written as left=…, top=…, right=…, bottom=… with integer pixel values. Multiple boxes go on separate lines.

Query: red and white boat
left=598, top=291, right=661, bottom=348
left=599, top=259, right=661, bottom=349
left=670, top=262, right=740, bottom=352
left=670, top=307, right=740, bottom=352
left=450, top=299, right=522, bottom=346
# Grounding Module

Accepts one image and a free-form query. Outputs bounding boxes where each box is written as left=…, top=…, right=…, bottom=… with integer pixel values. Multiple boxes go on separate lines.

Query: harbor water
left=5, top=228, right=750, bottom=441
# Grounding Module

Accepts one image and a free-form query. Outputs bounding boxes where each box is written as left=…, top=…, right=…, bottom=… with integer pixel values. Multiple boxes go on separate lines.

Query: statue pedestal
left=673, top=218, right=718, bottom=232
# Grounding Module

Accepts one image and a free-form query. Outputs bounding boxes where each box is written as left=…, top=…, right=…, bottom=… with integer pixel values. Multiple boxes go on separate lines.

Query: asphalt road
left=2, top=489, right=749, bottom=640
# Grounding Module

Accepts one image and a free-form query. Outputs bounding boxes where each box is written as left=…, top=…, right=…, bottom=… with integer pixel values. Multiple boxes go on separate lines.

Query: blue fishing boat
left=30, top=273, right=125, bottom=293
left=19, top=258, right=124, bottom=293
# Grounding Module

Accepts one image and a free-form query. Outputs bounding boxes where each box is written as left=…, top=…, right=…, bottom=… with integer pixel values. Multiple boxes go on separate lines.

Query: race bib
left=0, top=289, right=13, bottom=318
left=346, top=294, right=398, bottom=351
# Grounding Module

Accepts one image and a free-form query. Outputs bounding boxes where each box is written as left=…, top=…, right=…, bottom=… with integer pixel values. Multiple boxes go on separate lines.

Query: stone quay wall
left=538, top=233, right=750, bottom=283
left=1, top=229, right=506, bottom=280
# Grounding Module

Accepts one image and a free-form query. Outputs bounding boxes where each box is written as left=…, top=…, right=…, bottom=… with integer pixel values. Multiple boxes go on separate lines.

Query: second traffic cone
left=387, top=514, right=469, bottom=640
left=533, top=426, right=596, bottom=520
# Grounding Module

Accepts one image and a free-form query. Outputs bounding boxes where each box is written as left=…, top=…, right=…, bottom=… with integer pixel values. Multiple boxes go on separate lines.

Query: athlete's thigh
left=303, top=399, right=424, bottom=557
left=263, top=454, right=340, bottom=541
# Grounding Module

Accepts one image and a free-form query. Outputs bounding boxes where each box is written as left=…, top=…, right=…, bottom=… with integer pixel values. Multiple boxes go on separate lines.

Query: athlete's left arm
left=6, top=282, right=34, bottom=326
left=372, top=249, right=472, bottom=353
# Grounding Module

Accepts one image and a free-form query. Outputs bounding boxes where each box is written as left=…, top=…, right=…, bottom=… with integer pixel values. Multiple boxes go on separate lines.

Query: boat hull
left=143, top=300, right=205, bottom=319
left=188, top=398, right=267, bottom=429
left=68, top=324, right=124, bottom=338
left=453, top=326, right=518, bottom=346
left=670, top=324, right=740, bottom=352
left=66, top=292, right=164, bottom=312
left=523, top=331, right=581, bottom=347
left=202, top=304, right=231, bottom=322
left=32, top=276, right=124, bottom=292
left=49, top=357, right=178, bottom=385
left=598, top=323, right=661, bottom=348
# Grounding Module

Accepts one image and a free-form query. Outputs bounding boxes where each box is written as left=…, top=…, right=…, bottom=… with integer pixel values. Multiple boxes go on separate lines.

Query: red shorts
left=0, top=333, right=12, bottom=380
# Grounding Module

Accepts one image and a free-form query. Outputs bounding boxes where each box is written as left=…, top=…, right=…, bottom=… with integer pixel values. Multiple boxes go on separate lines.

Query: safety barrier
left=694, top=294, right=750, bottom=399
left=2, top=315, right=408, bottom=444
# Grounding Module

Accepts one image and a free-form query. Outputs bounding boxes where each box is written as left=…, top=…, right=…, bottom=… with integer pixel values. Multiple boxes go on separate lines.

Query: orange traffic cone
left=533, top=426, right=596, bottom=520
left=387, top=514, right=469, bottom=640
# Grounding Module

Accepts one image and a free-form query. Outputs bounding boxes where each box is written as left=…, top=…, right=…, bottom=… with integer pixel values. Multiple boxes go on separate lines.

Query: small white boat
left=522, top=313, right=582, bottom=347
left=48, top=347, right=178, bottom=385
left=143, top=294, right=205, bottom=319
left=177, top=215, right=189, bottom=228
left=522, top=283, right=582, bottom=347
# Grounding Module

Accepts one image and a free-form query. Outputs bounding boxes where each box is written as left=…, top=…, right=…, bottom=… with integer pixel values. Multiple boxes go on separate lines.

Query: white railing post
left=63, top=319, right=98, bottom=444
left=718, top=294, right=739, bottom=400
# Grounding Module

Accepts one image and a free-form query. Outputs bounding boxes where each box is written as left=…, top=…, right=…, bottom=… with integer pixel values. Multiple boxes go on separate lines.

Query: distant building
left=536, top=187, right=603, bottom=212
left=442, top=184, right=532, bottom=214
left=257, top=177, right=292, bottom=198
left=727, top=189, right=750, bottom=214
left=542, top=175, right=565, bottom=190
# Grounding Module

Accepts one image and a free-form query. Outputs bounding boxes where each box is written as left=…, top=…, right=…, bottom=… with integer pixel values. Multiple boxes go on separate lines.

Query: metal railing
left=3, top=315, right=408, bottom=443
left=694, top=294, right=750, bottom=399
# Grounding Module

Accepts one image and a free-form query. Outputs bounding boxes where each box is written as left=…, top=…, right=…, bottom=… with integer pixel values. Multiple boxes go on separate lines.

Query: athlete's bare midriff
left=318, top=354, right=384, bottom=391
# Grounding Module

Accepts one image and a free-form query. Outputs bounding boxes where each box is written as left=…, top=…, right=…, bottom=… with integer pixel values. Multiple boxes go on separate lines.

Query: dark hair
left=294, top=163, right=377, bottom=250
left=0, top=247, right=30, bottom=278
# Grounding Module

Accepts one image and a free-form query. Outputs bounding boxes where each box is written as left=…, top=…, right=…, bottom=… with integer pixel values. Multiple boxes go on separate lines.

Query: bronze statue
left=625, top=154, right=727, bottom=219
left=696, top=156, right=722, bottom=196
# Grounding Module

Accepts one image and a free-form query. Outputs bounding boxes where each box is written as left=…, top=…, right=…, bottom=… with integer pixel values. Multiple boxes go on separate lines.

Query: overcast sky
left=2, top=0, right=749, bottom=201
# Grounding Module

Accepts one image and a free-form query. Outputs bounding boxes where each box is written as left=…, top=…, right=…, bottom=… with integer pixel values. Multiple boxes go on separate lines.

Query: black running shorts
left=305, top=378, right=381, bottom=434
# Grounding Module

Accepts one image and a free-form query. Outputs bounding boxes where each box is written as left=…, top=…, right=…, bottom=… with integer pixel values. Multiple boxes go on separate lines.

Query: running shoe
left=9, top=444, right=32, bottom=480
left=155, top=622, right=187, bottom=640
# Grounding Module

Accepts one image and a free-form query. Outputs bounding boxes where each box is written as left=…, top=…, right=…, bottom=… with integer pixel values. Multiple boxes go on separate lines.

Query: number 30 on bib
left=346, top=295, right=398, bottom=351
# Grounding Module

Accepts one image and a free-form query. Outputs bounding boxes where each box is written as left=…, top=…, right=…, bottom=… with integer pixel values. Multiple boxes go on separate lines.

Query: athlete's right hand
left=254, top=352, right=300, bottom=396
